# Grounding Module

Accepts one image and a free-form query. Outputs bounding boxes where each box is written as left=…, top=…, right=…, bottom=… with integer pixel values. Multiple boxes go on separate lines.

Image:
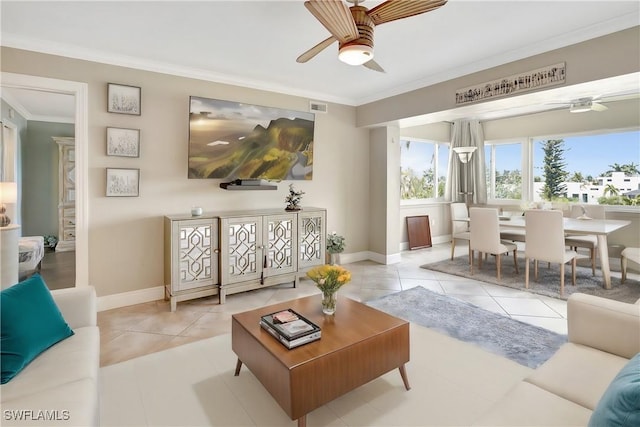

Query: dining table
left=498, top=216, right=631, bottom=289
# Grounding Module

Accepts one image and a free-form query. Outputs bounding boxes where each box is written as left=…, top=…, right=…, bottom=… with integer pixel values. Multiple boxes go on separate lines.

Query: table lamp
left=0, top=182, right=17, bottom=227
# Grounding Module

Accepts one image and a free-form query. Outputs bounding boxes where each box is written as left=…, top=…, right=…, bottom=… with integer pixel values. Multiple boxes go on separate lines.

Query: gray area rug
left=367, top=286, right=567, bottom=368
left=421, top=255, right=640, bottom=303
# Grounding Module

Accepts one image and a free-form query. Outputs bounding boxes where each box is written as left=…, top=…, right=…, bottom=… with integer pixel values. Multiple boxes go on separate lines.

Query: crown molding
left=353, top=13, right=640, bottom=105
left=1, top=34, right=355, bottom=106
left=2, top=10, right=638, bottom=108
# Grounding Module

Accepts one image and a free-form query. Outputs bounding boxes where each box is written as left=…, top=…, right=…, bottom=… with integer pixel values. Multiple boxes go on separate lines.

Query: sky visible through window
left=401, top=130, right=640, bottom=182
left=400, top=141, right=449, bottom=176
left=531, top=131, right=640, bottom=178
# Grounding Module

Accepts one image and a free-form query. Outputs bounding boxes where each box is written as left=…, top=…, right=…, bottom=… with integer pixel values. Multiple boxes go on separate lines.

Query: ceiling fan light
left=338, top=45, right=373, bottom=66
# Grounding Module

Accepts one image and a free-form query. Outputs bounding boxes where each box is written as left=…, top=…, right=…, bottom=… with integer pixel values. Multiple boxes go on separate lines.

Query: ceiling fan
left=297, top=0, right=448, bottom=72
left=567, top=97, right=609, bottom=113
left=545, top=95, right=620, bottom=113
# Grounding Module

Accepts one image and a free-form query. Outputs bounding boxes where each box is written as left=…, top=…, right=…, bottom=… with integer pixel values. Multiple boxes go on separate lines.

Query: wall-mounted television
left=188, top=96, right=315, bottom=180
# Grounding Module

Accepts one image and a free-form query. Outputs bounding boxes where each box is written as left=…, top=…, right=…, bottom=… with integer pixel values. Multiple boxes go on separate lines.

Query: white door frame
left=1, top=72, right=89, bottom=287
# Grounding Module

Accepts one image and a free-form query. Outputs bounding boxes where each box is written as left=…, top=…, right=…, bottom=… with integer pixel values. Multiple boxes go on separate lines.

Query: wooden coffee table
left=232, top=295, right=410, bottom=427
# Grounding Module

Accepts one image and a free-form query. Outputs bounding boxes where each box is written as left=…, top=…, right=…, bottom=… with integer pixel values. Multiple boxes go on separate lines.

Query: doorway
left=1, top=72, right=88, bottom=287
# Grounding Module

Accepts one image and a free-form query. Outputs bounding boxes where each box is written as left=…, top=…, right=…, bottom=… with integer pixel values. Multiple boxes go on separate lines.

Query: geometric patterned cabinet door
left=264, top=213, right=297, bottom=278
left=220, top=216, right=262, bottom=287
left=178, top=223, right=214, bottom=287
left=298, top=209, right=326, bottom=272
left=219, top=211, right=303, bottom=304
left=164, top=216, right=219, bottom=311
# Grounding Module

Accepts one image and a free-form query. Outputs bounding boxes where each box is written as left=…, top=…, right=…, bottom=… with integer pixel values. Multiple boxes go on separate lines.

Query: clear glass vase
left=321, top=291, right=337, bottom=315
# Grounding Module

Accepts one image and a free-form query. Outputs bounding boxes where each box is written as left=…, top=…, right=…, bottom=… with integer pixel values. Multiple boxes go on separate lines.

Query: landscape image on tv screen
left=188, top=96, right=315, bottom=180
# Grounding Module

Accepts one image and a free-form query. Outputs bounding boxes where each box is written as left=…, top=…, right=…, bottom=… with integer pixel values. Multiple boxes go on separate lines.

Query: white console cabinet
left=164, top=207, right=326, bottom=310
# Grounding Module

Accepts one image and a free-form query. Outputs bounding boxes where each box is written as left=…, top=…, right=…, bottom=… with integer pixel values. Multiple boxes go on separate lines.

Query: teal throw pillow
left=588, top=352, right=640, bottom=427
left=1, top=274, right=74, bottom=384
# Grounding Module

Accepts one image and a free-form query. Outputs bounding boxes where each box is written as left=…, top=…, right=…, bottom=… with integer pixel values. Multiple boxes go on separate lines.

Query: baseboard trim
left=336, top=251, right=369, bottom=264
left=367, top=251, right=402, bottom=265
left=97, top=242, right=459, bottom=310
left=400, top=235, right=450, bottom=251
left=97, top=285, right=164, bottom=312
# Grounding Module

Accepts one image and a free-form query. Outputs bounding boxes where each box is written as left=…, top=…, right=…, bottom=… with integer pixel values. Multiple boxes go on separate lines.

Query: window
left=485, top=141, right=523, bottom=201
left=400, top=138, right=449, bottom=201
left=532, top=130, right=640, bottom=206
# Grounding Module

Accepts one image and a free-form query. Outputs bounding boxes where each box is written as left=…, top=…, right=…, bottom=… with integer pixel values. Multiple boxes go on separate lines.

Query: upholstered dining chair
left=499, top=211, right=526, bottom=244
left=450, top=202, right=471, bottom=263
left=525, top=209, right=578, bottom=296
left=564, top=204, right=605, bottom=276
left=621, top=247, right=640, bottom=284
left=469, top=207, right=519, bottom=280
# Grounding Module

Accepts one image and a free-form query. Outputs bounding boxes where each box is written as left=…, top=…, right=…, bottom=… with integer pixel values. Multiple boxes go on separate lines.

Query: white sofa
left=1, top=286, right=100, bottom=427
left=474, top=293, right=640, bottom=426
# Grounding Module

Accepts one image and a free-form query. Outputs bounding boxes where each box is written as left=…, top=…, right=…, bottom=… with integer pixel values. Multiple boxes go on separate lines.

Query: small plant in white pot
left=326, top=231, right=345, bottom=265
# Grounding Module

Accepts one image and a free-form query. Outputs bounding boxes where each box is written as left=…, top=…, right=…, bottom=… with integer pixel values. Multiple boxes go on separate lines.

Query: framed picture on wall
left=106, top=127, right=140, bottom=157
left=107, top=83, right=141, bottom=115
left=106, top=168, right=139, bottom=197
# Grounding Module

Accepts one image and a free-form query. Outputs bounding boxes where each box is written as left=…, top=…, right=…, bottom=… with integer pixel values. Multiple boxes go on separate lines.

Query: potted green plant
left=326, top=231, right=345, bottom=265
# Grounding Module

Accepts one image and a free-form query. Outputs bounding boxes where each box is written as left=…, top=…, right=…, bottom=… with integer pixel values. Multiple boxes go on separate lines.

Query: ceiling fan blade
left=363, top=59, right=385, bottom=73
left=591, top=102, right=609, bottom=112
left=304, top=0, right=359, bottom=43
left=297, top=36, right=337, bottom=63
left=368, top=0, right=448, bottom=25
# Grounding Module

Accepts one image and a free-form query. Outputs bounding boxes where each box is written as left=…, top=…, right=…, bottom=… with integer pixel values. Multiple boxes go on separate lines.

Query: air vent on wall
left=309, top=101, right=328, bottom=113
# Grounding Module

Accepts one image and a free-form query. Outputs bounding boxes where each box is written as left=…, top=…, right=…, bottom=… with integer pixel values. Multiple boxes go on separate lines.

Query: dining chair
left=564, top=204, right=605, bottom=276
left=621, top=247, right=640, bottom=284
left=500, top=211, right=526, bottom=244
left=469, top=207, right=519, bottom=280
left=450, top=202, right=471, bottom=263
left=525, top=209, right=578, bottom=296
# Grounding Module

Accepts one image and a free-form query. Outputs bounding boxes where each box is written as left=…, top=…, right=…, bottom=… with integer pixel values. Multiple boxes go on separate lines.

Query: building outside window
left=400, top=129, right=638, bottom=208
left=532, top=130, right=640, bottom=206
left=482, top=129, right=639, bottom=207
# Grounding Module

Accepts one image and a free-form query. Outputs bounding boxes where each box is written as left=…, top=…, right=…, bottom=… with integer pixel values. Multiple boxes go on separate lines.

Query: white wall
left=357, top=27, right=640, bottom=127
left=2, top=26, right=639, bottom=298
left=1, top=47, right=370, bottom=297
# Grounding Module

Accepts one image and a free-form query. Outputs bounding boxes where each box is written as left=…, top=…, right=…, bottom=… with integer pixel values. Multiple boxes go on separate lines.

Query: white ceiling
left=1, top=0, right=639, bottom=123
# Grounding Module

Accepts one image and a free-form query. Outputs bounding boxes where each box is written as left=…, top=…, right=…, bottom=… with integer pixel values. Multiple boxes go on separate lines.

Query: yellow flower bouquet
left=306, top=264, right=351, bottom=314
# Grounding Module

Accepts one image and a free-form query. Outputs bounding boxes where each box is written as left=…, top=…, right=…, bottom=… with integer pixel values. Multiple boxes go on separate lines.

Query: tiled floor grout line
left=97, top=243, right=581, bottom=366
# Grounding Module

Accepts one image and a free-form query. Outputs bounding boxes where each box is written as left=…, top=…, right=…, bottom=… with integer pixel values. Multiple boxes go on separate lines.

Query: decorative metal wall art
left=455, top=62, right=566, bottom=105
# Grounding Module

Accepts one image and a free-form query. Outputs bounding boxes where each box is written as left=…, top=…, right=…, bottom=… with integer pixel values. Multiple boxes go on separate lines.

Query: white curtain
left=445, top=120, right=487, bottom=204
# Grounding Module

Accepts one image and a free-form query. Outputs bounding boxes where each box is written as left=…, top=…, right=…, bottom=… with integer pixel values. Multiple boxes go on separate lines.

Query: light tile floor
left=98, top=243, right=571, bottom=367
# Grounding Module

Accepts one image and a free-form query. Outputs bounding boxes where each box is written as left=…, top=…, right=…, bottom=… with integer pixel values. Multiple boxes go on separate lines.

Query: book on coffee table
left=260, top=309, right=321, bottom=349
